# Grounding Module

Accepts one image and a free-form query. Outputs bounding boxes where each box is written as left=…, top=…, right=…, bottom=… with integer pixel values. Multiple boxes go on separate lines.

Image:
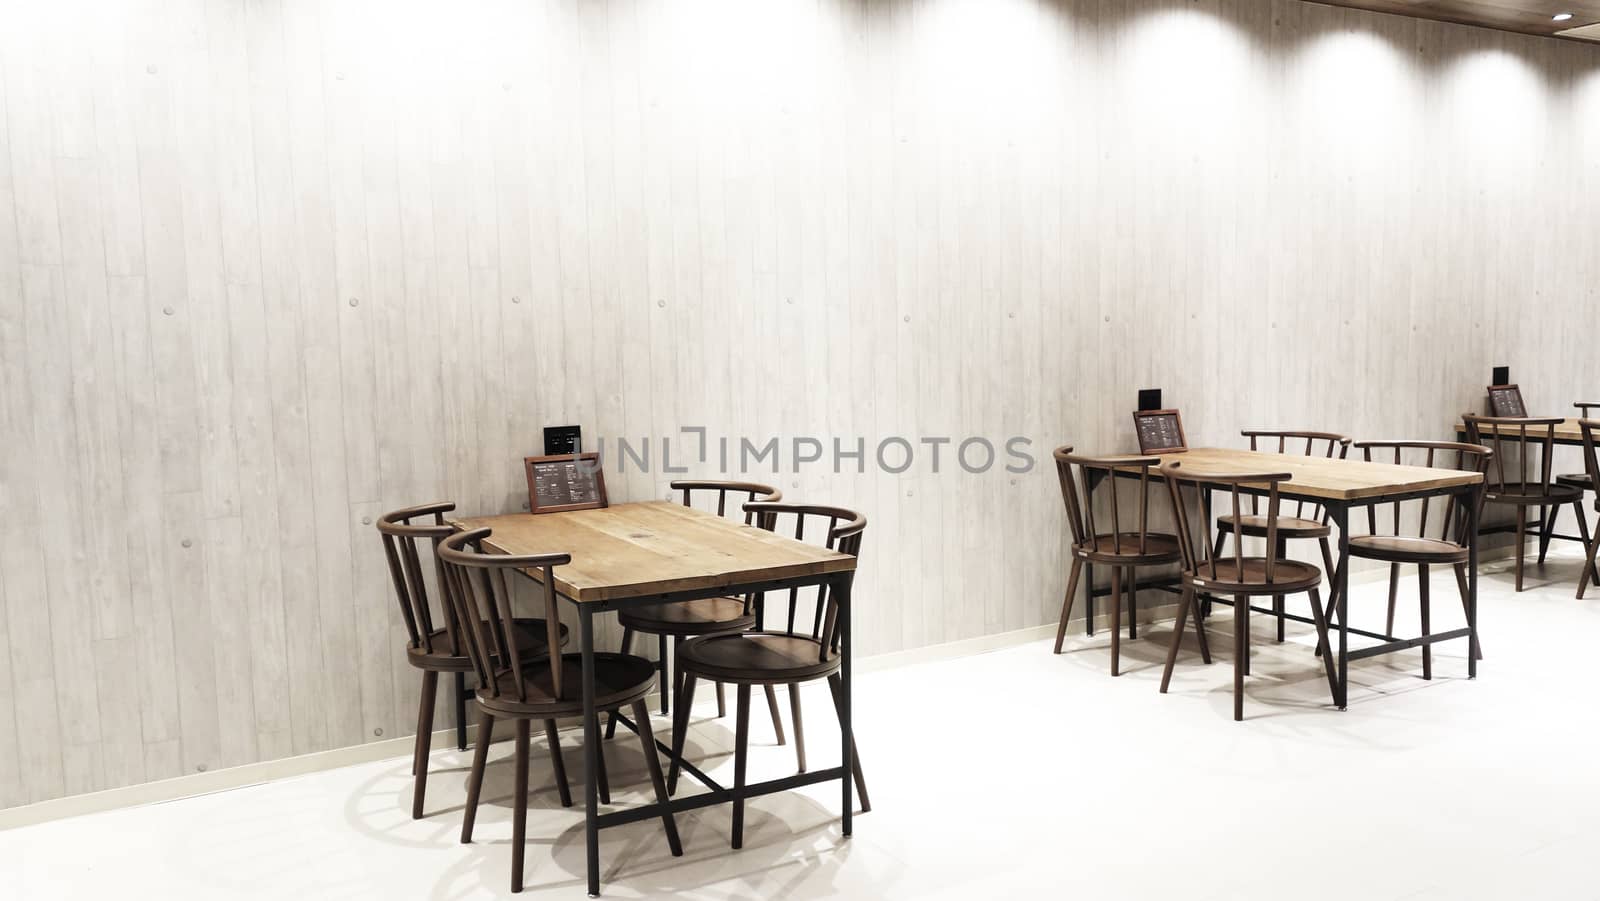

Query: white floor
left=7, top=549, right=1600, bottom=900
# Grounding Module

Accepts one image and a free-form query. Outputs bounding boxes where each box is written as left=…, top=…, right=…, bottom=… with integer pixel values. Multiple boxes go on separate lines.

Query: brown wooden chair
left=440, top=528, right=682, bottom=893
left=1051, top=447, right=1190, bottom=676
left=1216, top=431, right=1347, bottom=641
left=1556, top=403, right=1600, bottom=495
left=377, top=503, right=569, bottom=819
left=667, top=502, right=870, bottom=849
left=1573, top=420, right=1600, bottom=599
left=1463, top=415, right=1584, bottom=591
left=606, top=481, right=787, bottom=749
left=1349, top=441, right=1490, bottom=669
left=1157, top=461, right=1338, bottom=721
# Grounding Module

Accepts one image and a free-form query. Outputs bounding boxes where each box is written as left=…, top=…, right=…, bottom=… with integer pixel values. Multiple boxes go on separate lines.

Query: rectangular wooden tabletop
left=451, top=501, right=856, bottom=603
left=1454, top=417, right=1584, bottom=442
left=1137, top=447, right=1482, bottom=502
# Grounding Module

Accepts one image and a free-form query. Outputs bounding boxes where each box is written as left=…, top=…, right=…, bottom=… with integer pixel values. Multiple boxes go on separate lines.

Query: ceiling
left=1313, top=1, right=1600, bottom=40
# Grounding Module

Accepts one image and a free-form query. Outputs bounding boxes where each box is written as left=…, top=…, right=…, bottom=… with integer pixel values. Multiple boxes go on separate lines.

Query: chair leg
left=1233, top=593, right=1248, bottom=721
left=1452, top=564, right=1484, bottom=660
left=1126, top=566, right=1138, bottom=640
left=1053, top=557, right=1083, bottom=653
left=1160, top=585, right=1195, bottom=693
left=511, top=718, right=530, bottom=893
left=1084, top=563, right=1095, bottom=636
left=592, top=714, right=610, bottom=805
left=658, top=633, right=671, bottom=716
left=667, top=673, right=698, bottom=794
left=1418, top=563, right=1432, bottom=681
left=1385, top=563, right=1400, bottom=637
left=412, top=670, right=438, bottom=819
left=827, top=673, right=871, bottom=813
left=1109, top=566, right=1123, bottom=676
left=731, top=685, right=751, bottom=849
left=1539, top=504, right=1558, bottom=565
left=545, top=719, right=572, bottom=808
left=1274, top=537, right=1288, bottom=642
left=1191, top=588, right=1211, bottom=665
left=1318, top=537, right=1338, bottom=622
left=1515, top=505, right=1527, bottom=592
left=1577, top=501, right=1600, bottom=598
left=1237, top=595, right=1250, bottom=677
left=461, top=709, right=495, bottom=843
left=764, top=684, right=786, bottom=745
left=789, top=682, right=807, bottom=773
left=605, top=628, right=637, bottom=740
left=454, top=672, right=468, bottom=752
left=1306, top=587, right=1338, bottom=705
left=630, top=700, right=684, bottom=857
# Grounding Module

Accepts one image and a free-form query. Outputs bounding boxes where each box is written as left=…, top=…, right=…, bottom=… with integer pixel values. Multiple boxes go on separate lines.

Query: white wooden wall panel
left=2, top=0, right=1599, bottom=807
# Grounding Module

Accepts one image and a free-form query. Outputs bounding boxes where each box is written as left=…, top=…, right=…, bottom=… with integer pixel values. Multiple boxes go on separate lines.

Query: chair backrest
left=1353, top=441, right=1492, bottom=545
left=1579, top=420, right=1600, bottom=496
left=1240, top=430, right=1349, bottom=522
left=743, top=502, right=865, bottom=660
left=1576, top=403, right=1600, bottom=418
left=1160, top=460, right=1294, bottom=584
left=671, top=480, right=782, bottom=524
left=377, top=502, right=459, bottom=655
left=1463, top=414, right=1563, bottom=496
left=1052, top=445, right=1162, bottom=554
left=437, top=529, right=570, bottom=704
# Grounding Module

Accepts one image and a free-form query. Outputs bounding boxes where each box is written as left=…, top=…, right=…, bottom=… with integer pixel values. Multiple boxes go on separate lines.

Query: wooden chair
left=1051, top=447, right=1189, bottom=676
left=1573, top=420, right=1600, bottom=599
left=1157, top=461, right=1337, bottom=721
left=1349, top=441, right=1490, bottom=669
left=440, top=528, right=682, bottom=893
left=1216, top=431, right=1347, bottom=641
left=667, top=502, right=870, bottom=849
left=1463, top=415, right=1584, bottom=591
left=606, top=481, right=786, bottom=750
left=377, top=503, right=569, bottom=820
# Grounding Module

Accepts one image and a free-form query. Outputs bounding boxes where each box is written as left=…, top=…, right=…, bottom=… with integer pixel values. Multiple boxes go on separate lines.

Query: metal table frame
left=1090, top=471, right=1481, bottom=707
left=529, top=567, right=858, bottom=898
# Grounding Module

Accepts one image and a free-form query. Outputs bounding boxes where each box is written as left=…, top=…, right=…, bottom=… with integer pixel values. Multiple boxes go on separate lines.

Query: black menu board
left=1132, top=409, right=1188, bottom=454
left=1486, top=385, right=1526, bottom=418
left=524, top=453, right=608, bottom=514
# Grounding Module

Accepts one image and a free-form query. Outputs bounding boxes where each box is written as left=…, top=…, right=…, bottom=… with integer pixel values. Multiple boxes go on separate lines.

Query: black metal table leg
left=1333, top=504, right=1350, bottom=709
left=839, top=572, right=854, bottom=837
left=581, top=609, right=600, bottom=897
left=1084, top=562, right=1095, bottom=636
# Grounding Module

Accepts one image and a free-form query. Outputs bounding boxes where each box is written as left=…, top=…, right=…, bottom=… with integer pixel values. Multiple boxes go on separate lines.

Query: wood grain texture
left=1161, top=448, right=1484, bottom=500
left=1, top=0, right=1599, bottom=807
left=453, top=504, right=856, bottom=603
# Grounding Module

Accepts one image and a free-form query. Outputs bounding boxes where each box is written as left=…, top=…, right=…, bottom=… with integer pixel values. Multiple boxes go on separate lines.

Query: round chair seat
left=475, top=652, right=656, bottom=717
left=1072, top=532, right=1182, bottom=565
left=407, top=618, right=568, bottom=672
left=1482, top=481, right=1582, bottom=506
left=1556, top=473, right=1593, bottom=491
left=676, top=631, right=838, bottom=685
left=1348, top=535, right=1468, bottom=565
left=1184, top=558, right=1322, bottom=594
left=1216, top=513, right=1329, bottom=539
left=618, top=596, right=755, bottom=636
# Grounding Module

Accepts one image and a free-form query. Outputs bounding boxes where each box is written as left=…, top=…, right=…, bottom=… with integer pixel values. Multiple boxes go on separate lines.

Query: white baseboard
left=0, top=541, right=1525, bottom=833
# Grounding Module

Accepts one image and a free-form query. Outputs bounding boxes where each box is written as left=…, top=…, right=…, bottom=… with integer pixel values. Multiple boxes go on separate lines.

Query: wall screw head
left=163, top=306, right=175, bottom=316
left=348, top=297, right=359, bottom=307
left=181, top=538, right=193, bottom=549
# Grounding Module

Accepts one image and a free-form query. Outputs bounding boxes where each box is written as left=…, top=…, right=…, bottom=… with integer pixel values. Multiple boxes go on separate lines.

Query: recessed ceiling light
left=1553, top=12, right=1574, bottom=21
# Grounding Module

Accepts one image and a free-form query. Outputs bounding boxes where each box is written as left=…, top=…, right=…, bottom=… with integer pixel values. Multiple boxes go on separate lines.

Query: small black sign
left=1137, top=388, right=1163, bottom=412
left=544, top=425, right=582, bottom=456
left=1492, top=366, right=1510, bottom=386
left=1133, top=409, right=1188, bottom=454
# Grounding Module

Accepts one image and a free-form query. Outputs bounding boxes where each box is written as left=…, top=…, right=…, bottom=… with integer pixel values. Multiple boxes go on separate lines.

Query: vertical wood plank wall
left=2, top=0, right=1598, bottom=807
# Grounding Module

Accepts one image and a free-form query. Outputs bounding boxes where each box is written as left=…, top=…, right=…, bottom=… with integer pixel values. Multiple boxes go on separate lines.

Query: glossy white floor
left=6, top=548, right=1600, bottom=900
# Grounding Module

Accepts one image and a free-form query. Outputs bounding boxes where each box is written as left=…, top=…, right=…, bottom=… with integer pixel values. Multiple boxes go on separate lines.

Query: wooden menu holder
left=523, top=452, right=608, bottom=514
left=1132, top=409, right=1188, bottom=454
left=1486, top=384, right=1527, bottom=418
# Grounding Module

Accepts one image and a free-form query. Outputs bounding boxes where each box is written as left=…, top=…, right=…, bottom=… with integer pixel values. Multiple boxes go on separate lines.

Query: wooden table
left=452, top=501, right=858, bottom=897
left=1453, top=418, right=1590, bottom=547
left=1101, top=447, right=1484, bottom=708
